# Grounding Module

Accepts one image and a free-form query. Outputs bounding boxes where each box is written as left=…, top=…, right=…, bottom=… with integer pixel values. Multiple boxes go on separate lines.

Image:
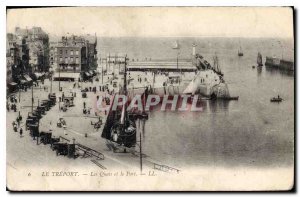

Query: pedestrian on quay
left=19, top=127, right=23, bottom=137
left=13, top=123, right=17, bottom=132
left=16, top=116, right=20, bottom=127
left=83, top=101, right=86, bottom=108
left=7, top=102, right=10, bottom=112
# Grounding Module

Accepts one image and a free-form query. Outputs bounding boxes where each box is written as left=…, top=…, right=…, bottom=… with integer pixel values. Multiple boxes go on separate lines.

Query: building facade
left=6, top=33, right=29, bottom=84
left=15, top=26, right=49, bottom=72
left=53, top=34, right=98, bottom=75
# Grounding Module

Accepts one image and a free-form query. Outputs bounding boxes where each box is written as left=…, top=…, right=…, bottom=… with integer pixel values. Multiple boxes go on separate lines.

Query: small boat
left=238, top=42, right=243, bottom=56
left=252, top=66, right=255, bottom=69
left=101, top=56, right=137, bottom=150
left=257, top=52, right=263, bottom=66
left=172, top=40, right=180, bottom=49
left=223, top=96, right=239, bottom=100
left=270, top=96, right=283, bottom=102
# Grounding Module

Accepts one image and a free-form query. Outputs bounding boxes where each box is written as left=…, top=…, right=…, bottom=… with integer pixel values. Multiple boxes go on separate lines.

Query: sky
left=6, top=7, right=294, bottom=38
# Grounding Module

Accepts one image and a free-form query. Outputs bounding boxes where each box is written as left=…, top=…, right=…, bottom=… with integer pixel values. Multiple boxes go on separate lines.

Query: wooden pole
left=50, top=74, right=52, bottom=94
left=59, top=65, right=61, bottom=91
left=31, top=83, right=33, bottom=112
left=140, top=132, right=142, bottom=174
left=18, top=85, right=21, bottom=118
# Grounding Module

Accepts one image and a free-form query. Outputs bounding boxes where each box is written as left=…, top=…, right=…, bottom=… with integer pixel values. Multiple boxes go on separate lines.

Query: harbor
left=6, top=7, right=294, bottom=191
left=7, top=37, right=294, bottom=170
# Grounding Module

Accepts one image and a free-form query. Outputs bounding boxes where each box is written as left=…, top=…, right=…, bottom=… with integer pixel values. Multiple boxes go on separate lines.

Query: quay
left=7, top=69, right=181, bottom=173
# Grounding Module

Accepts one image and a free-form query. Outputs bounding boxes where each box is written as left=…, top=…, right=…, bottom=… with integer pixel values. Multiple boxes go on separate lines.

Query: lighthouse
left=192, top=43, right=197, bottom=56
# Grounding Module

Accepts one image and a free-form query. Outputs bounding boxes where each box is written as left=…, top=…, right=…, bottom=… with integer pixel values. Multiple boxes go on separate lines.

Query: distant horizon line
left=48, top=35, right=294, bottom=39
left=6, top=30, right=293, bottom=39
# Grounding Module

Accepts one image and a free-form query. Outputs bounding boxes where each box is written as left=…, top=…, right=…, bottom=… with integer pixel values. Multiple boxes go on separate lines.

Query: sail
left=257, top=52, right=262, bottom=65
left=172, top=41, right=179, bottom=49
left=120, top=101, right=125, bottom=124
left=183, top=78, right=197, bottom=94
left=101, top=94, right=117, bottom=140
left=214, top=55, right=219, bottom=72
left=238, top=41, right=243, bottom=56
left=213, top=54, right=222, bottom=74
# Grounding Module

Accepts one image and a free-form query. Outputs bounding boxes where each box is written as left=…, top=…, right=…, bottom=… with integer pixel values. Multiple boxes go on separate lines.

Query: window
left=76, top=50, right=79, bottom=55
left=65, top=57, right=68, bottom=63
left=60, top=57, right=62, bottom=62
left=75, top=57, right=79, bottom=64
left=60, top=49, right=62, bottom=55
left=70, top=50, right=73, bottom=55
left=65, top=50, right=68, bottom=54
left=70, top=57, right=74, bottom=62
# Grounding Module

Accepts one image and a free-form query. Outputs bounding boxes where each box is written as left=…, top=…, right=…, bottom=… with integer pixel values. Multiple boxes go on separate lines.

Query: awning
left=8, top=82, right=18, bottom=86
left=23, top=75, right=32, bottom=82
left=53, top=72, right=80, bottom=79
left=34, top=72, right=44, bottom=79
left=85, top=72, right=91, bottom=77
left=20, top=80, right=27, bottom=84
left=88, top=71, right=93, bottom=76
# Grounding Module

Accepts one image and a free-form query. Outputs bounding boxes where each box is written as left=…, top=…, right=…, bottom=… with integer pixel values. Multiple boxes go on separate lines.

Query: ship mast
left=122, top=54, right=128, bottom=139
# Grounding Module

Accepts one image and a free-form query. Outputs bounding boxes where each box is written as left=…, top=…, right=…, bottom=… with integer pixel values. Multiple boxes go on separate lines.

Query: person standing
left=13, top=104, right=17, bottom=112
left=19, top=127, right=23, bottom=137
left=13, top=123, right=17, bottom=132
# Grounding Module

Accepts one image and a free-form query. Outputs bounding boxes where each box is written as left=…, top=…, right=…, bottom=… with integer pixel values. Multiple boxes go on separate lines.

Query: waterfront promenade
left=6, top=71, right=181, bottom=186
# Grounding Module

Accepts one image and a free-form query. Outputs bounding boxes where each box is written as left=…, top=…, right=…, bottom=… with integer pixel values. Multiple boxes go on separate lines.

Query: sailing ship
left=101, top=55, right=137, bottom=149
left=238, top=41, right=243, bottom=56
left=257, top=52, right=263, bottom=66
left=172, top=40, right=180, bottom=49
left=212, top=53, right=223, bottom=76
